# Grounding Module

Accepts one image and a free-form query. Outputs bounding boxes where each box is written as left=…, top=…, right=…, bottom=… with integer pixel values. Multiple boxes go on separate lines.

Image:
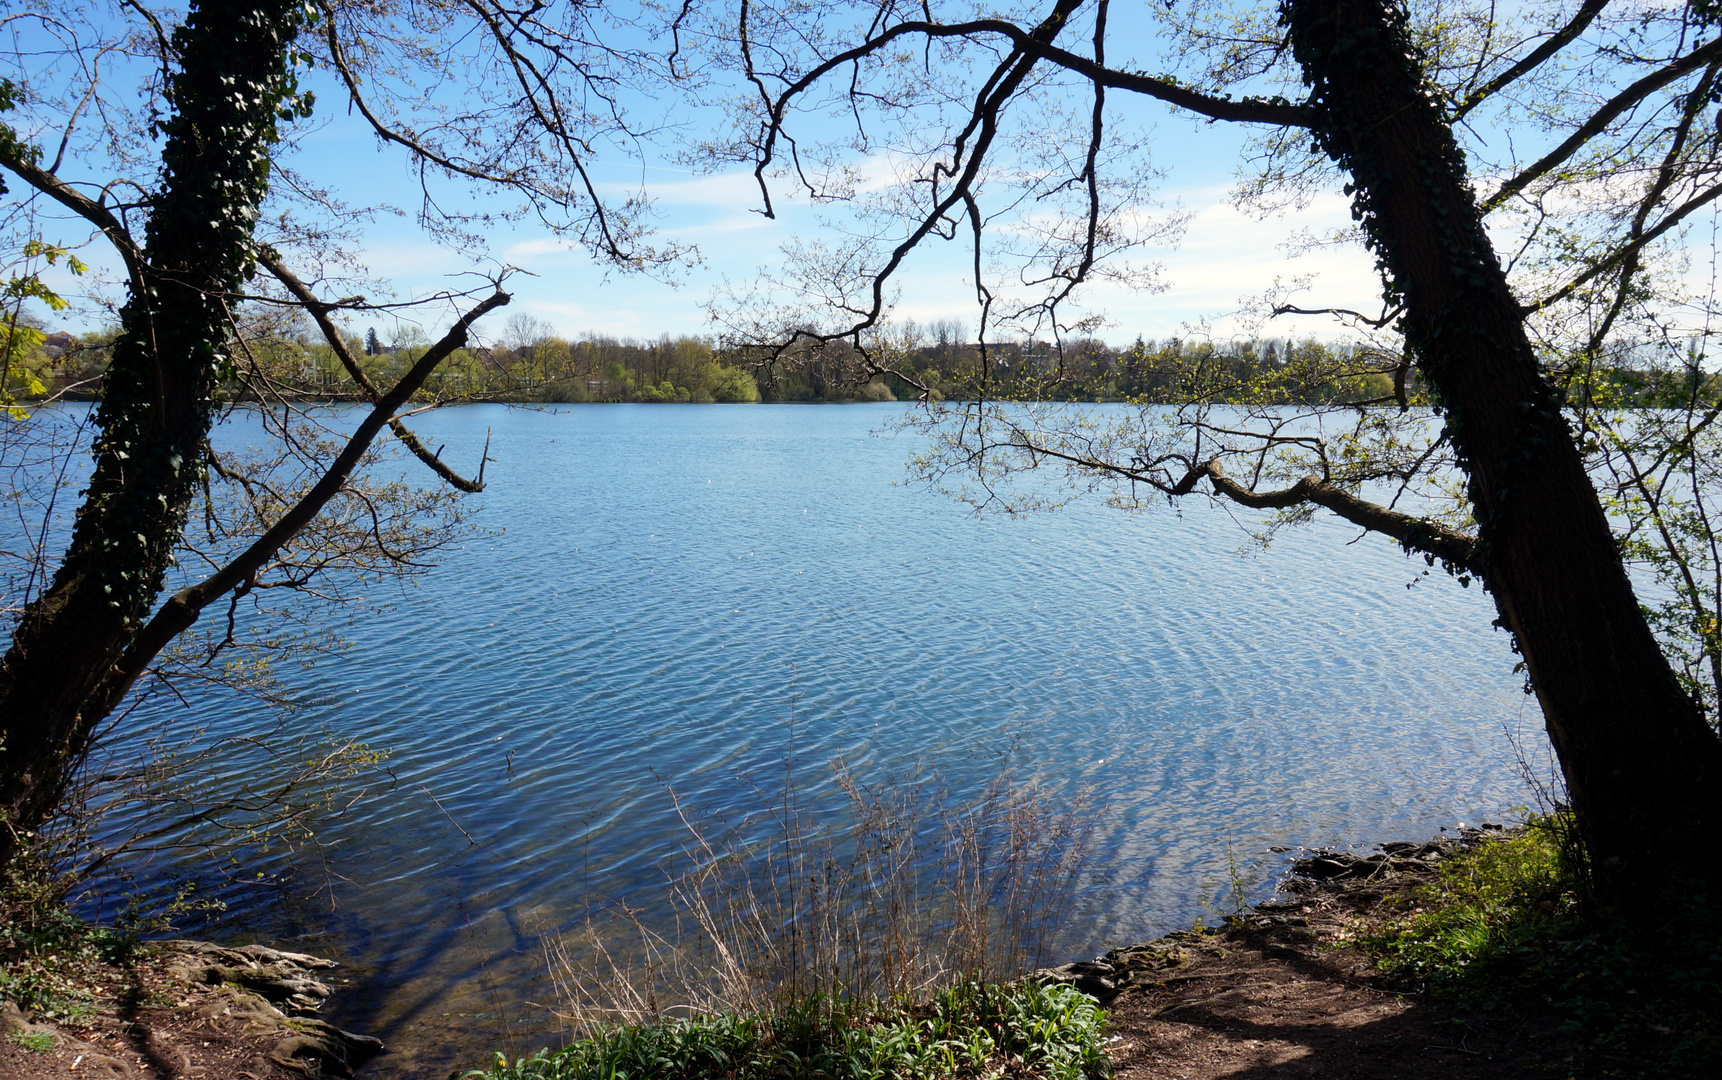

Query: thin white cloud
left=505, top=237, right=582, bottom=259
left=673, top=214, right=780, bottom=237
left=344, top=173, right=1390, bottom=344
left=596, top=169, right=776, bottom=209
left=1133, top=186, right=1378, bottom=335
left=357, top=240, right=464, bottom=278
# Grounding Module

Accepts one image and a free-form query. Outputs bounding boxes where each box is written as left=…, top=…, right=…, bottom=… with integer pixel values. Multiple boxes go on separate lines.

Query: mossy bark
left=1283, top=0, right=1722, bottom=907
left=0, top=0, right=306, bottom=870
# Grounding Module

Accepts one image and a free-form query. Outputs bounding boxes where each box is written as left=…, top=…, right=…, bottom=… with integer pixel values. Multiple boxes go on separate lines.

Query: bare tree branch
left=1452, top=0, right=1609, bottom=121
left=1483, top=34, right=1722, bottom=212
left=259, top=253, right=487, bottom=492
left=1528, top=181, right=1722, bottom=313
left=98, top=287, right=511, bottom=713
left=1004, top=435, right=1477, bottom=571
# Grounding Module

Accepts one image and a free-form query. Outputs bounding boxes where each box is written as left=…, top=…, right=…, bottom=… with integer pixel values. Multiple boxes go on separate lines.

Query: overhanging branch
left=1483, top=34, right=1722, bottom=212
left=760, top=17, right=1313, bottom=139
left=97, top=287, right=511, bottom=713
left=1015, top=435, right=1477, bottom=571
left=1199, top=461, right=1477, bottom=572
left=1527, top=181, right=1722, bottom=314
left=260, top=254, right=487, bottom=492
left=1452, top=0, right=1609, bottom=121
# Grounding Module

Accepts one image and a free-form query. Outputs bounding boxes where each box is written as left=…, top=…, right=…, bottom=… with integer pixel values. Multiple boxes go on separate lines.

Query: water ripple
left=89, top=403, right=1534, bottom=1077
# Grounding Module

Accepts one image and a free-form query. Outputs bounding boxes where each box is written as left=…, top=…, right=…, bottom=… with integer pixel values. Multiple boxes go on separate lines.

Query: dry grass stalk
left=548, top=752, right=1094, bottom=1035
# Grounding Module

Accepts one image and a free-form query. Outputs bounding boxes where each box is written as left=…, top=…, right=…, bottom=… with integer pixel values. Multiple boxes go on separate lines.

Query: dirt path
left=1102, top=903, right=1572, bottom=1079
left=1038, top=837, right=1587, bottom=1080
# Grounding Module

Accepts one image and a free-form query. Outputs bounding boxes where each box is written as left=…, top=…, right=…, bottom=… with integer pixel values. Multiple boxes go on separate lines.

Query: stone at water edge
left=1027, top=958, right=1119, bottom=999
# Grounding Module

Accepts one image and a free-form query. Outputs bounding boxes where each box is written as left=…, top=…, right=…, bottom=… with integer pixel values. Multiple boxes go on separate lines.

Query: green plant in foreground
left=11, top=1031, right=57, bottom=1052
left=0, top=852, right=149, bottom=1022
left=470, top=979, right=1110, bottom=1080
left=1366, top=816, right=1722, bottom=1078
left=1368, top=818, right=1578, bottom=985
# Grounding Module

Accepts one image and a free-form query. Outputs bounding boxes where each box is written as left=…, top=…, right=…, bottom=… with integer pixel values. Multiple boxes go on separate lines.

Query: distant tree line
left=12, top=315, right=1716, bottom=408
left=13, top=317, right=763, bottom=405
left=748, top=324, right=1722, bottom=407
left=856, top=334, right=1416, bottom=405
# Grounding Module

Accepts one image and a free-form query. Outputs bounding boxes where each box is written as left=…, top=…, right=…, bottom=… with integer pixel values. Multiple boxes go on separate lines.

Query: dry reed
left=546, top=747, right=1094, bottom=1034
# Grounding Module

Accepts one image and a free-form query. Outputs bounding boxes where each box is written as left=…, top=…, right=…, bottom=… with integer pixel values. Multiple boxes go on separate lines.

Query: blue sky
left=295, top=97, right=1380, bottom=348
left=3, top=2, right=1478, bottom=350
left=217, top=6, right=1389, bottom=353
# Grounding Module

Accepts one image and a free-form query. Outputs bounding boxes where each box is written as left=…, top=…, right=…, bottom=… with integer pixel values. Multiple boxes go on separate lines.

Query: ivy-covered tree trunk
left=0, top=0, right=308, bottom=871
left=1284, top=0, right=1722, bottom=905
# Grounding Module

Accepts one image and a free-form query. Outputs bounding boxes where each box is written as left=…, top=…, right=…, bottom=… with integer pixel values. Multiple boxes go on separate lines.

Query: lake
left=82, top=403, right=1537, bottom=1076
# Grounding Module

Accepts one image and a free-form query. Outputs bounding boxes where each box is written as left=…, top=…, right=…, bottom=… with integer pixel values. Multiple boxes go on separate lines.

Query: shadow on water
left=312, top=863, right=573, bottom=1078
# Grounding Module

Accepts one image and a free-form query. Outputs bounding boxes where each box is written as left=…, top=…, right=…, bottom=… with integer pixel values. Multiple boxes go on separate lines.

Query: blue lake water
left=84, top=403, right=1538, bottom=1075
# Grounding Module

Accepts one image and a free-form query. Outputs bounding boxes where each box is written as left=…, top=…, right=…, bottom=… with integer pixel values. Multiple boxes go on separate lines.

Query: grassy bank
left=470, top=815, right=1722, bottom=1080
left=1360, top=817, right=1721, bottom=1078
left=463, top=755, right=1110, bottom=1079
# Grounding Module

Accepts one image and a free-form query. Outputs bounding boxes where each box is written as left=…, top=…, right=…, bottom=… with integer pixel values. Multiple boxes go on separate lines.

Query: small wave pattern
left=91, top=403, right=1535, bottom=1077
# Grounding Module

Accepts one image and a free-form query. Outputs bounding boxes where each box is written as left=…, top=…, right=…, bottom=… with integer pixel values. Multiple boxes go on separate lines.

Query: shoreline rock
left=1029, top=823, right=1516, bottom=1004
left=0, top=938, right=382, bottom=1079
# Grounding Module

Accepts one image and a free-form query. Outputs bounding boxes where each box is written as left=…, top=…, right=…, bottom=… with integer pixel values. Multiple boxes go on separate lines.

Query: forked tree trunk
left=0, top=0, right=306, bottom=871
left=1284, top=0, right=1722, bottom=905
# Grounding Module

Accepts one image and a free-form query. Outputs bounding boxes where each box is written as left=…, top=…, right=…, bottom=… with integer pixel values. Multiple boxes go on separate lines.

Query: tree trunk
left=0, top=0, right=307, bottom=871
left=1284, top=0, right=1722, bottom=905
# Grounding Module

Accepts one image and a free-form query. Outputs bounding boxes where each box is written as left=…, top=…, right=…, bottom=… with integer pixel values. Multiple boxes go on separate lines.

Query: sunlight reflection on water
left=88, top=403, right=1536, bottom=1077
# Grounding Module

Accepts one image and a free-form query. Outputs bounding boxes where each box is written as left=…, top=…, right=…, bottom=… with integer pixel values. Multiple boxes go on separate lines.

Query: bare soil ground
left=0, top=941, right=379, bottom=1079
left=1095, top=861, right=1588, bottom=1080
left=1105, top=908, right=1575, bottom=1078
